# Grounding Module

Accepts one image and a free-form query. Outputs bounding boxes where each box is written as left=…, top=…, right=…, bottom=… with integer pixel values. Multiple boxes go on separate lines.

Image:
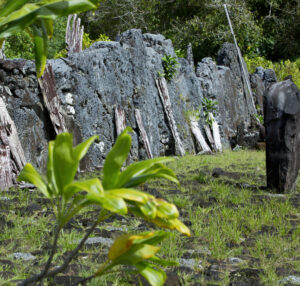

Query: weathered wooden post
left=38, top=64, right=67, bottom=134
left=156, top=77, right=185, bottom=156
left=189, top=116, right=211, bottom=153
left=115, top=105, right=126, bottom=136
left=135, top=109, right=153, bottom=159
left=66, top=14, right=84, bottom=56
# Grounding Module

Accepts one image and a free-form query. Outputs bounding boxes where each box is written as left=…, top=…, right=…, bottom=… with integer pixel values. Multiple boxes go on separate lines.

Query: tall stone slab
left=264, top=79, right=300, bottom=192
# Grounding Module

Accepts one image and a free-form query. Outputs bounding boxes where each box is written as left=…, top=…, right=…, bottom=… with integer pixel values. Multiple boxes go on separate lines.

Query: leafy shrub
left=18, top=127, right=190, bottom=285
left=202, top=97, right=218, bottom=127
left=161, top=54, right=179, bottom=81
left=245, top=55, right=300, bottom=88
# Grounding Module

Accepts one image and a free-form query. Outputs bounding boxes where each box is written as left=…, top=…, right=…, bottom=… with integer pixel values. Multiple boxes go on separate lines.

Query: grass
left=0, top=149, right=299, bottom=285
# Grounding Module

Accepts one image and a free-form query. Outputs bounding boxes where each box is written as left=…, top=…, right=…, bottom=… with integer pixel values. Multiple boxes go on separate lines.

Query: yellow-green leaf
left=17, top=163, right=50, bottom=198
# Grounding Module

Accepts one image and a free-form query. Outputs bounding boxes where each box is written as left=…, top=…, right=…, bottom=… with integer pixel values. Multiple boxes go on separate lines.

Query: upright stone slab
left=264, top=79, right=300, bottom=192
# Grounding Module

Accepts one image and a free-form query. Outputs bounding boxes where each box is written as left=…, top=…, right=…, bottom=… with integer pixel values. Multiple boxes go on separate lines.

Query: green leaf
left=17, top=163, right=50, bottom=198
left=148, top=256, right=178, bottom=267
left=52, top=133, right=76, bottom=192
left=73, top=135, right=99, bottom=162
left=0, top=0, right=30, bottom=18
left=51, top=133, right=98, bottom=194
left=86, top=192, right=127, bottom=215
left=47, top=140, right=58, bottom=195
left=0, top=0, right=97, bottom=39
left=138, top=200, right=157, bottom=219
left=105, top=188, right=151, bottom=204
left=102, top=127, right=132, bottom=189
left=110, top=243, right=160, bottom=265
left=32, top=21, right=48, bottom=77
left=116, top=157, right=175, bottom=188
left=135, top=262, right=166, bottom=286
left=155, top=198, right=179, bottom=219
left=63, top=178, right=104, bottom=202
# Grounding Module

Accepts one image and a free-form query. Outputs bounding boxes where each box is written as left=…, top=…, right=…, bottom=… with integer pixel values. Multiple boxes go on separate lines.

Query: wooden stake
left=189, top=116, right=211, bottom=153
left=115, top=105, right=126, bottom=136
left=38, top=64, right=67, bottom=134
left=66, top=14, right=84, bottom=56
left=209, top=113, right=222, bottom=152
left=204, top=124, right=216, bottom=151
left=156, top=78, right=185, bottom=156
left=135, top=109, right=153, bottom=159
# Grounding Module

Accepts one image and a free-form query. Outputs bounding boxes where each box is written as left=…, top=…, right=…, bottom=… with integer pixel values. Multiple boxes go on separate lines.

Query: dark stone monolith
left=264, top=79, right=300, bottom=192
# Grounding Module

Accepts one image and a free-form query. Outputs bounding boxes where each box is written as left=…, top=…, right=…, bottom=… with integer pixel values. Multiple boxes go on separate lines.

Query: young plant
left=202, top=97, right=218, bottom=127
left=0, top=0, right=101, bottom=77
left=18, top=127, right=190, bottom=286
left=161, top=54, right=179, bottom=81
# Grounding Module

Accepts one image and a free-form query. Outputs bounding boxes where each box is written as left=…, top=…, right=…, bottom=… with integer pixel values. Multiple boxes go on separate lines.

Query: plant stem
left=18, top=225, right=61, bottom=286
left=75, top=261, right=114, bottom=286
left=18, top=210, right=111, bottom=286
left=44, top=210, right=111, bottom=278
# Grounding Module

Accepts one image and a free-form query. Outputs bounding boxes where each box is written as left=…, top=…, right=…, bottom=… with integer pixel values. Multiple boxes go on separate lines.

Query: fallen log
left=156, top=77, right=185, bottom=156
left=135, top=109, right=153, bottom=159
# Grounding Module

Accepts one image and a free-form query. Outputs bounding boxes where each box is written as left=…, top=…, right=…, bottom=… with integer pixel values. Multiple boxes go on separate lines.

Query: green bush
left=161, top=54, right=179, bottom=81
left=18, top=128, right=190, bottom=285
left=245, top=55, right=300, bottom=88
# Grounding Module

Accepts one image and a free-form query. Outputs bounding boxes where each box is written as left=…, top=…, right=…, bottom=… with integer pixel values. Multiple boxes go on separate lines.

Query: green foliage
left=175, top=49, right=185, bottom=58
left=0, top=0, right=100, bottom=77
left=82, top=32, right=110, bottom=50
left=82, top=0, right=299, bottom=63
left=245, top=56, right=300, bottom=88
left=202, top=97, right=218, bottom=127
left=17, top=128, right=190, bottom=285
left=4, top=31, right=35, bottom=59
left=161, top=54, right=179, bottom=81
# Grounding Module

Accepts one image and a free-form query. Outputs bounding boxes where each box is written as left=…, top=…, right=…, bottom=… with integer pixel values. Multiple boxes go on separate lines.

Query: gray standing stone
left=264, top=79, right=300, bottom=192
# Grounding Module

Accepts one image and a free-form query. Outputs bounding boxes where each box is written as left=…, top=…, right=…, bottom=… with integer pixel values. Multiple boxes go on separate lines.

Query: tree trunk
left=156, top=78, right=185, bottom=156
left=135, top=109, right=153, bottom=159
left=38, top=64, right=67, bottom=135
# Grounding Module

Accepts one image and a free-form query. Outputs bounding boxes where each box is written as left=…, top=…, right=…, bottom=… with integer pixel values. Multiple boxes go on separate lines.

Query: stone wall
left=0, top=29, right=258, bottom=171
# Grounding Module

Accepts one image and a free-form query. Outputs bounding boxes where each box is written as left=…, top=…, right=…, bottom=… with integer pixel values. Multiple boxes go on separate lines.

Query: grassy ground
left=0, top=150, right=299, bottom=285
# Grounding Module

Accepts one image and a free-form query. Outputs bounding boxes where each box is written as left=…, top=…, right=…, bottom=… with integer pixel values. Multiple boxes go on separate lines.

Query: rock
left=279, top=275, right=300, bottom=285
left=13, top=252, right=36, bottom=261
left=178, top=258, right=203, bottom=270
left=0, top=32, right=265, bottom=171
left=84, top=236, right=114, bottom=247
left=264, top=79, right=300, bottom=192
